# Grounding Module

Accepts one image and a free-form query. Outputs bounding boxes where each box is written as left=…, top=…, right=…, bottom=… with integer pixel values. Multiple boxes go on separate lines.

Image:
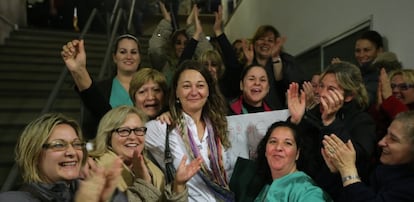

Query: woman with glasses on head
left=88, top=105, right=202, bottom=201
left=0, top=113, right=123, bottom=201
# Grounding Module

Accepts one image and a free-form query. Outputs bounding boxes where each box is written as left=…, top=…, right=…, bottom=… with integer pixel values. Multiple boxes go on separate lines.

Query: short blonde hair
left=16, top=113, right=84, bottom=183
left=89, top=105, right=148, bottom=157
left=129, top=68, right=168, bottom=106
left=389, top=69, right=414, bottom=84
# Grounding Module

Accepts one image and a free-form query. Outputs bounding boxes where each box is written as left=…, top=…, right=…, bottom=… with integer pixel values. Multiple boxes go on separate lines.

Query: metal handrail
left=1, top=0, right=138, bottom=191
left=99, top=8, right=123, bottom=80
left=0, top=8, right=98, bottom=192
left=100, top=0, right=137, bottom=79
left=127, top=0, right=136, bottom=33
left=0, top=14, right=18, bottom=30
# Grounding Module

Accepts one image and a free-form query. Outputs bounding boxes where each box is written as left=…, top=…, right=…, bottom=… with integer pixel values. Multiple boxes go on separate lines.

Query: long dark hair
left=169, top=60, right=231, bottom=148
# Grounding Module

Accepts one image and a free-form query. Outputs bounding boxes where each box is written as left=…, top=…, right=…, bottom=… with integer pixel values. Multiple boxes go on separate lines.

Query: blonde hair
left=129, top=68, right=168, bottom=109
left=89, top=105, right=148, bottom=157
left=16, top=113, right=84, bottom=183
left=321, top=61, right=369, bottom=109
left=389, top=69, right=414, bottom=84
left=199, top=50, right=225, bottom=79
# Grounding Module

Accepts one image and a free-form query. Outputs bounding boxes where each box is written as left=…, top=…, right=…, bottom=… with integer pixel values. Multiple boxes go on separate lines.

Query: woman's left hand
left=173, top=155, right=202, bottom=193
left=271, top=36, right=286, bottom=59
left=322, top=134, right=357, bottom=174
left=213, top=5, right=223, bottom=36
left=132, top=147, right=152, bottom=183
left=192, top=5, right=202, bottom=40
left=320, top=88, right=344, bottom=125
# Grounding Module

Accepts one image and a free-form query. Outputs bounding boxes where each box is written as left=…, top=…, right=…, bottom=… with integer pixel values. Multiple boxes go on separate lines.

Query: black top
left=290, top=100, right=377, bottom=200
left=338, top=164, right=414, bottom=202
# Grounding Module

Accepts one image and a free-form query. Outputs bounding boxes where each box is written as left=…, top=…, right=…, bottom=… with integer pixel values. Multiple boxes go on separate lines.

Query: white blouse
left=145, top=113, right=232, bottom=202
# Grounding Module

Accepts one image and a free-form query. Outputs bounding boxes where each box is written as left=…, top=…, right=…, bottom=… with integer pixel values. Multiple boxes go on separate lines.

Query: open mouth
left=125, top=143, right=138, bottom=148
left=59, top=161, right=77, bottom=167
left=144, top=103, right=159, bottom=108
left=251, top=88, right=262, bottom=93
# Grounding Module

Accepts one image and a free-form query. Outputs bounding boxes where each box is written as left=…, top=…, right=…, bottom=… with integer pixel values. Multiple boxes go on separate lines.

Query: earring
left=176, top=98, right=180, bottom=104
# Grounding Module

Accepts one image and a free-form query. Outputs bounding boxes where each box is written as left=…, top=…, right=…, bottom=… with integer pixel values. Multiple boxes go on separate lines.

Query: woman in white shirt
left=145, top=60, right=234, bottom=201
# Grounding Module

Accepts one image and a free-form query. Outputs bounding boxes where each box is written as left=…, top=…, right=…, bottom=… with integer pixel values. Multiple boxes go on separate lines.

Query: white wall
left=224, top=0, right=414, bottom=68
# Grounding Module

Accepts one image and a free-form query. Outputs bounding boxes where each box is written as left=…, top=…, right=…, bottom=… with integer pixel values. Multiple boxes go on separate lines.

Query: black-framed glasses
left=391, top=83, right=414, bottom=91
left=113, top=127, right=147, bottom=137
left=43, top=139, right=86, bottom=151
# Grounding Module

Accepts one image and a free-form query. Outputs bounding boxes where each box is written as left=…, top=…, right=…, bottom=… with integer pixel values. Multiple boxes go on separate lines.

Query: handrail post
left=0, top=14, right=19, bottom=30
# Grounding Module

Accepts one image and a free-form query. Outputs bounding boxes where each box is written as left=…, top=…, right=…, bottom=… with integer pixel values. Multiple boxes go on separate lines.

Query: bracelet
left=272, top=58, right=281, bottom=64
left=342, top=175, right=360, bottom=183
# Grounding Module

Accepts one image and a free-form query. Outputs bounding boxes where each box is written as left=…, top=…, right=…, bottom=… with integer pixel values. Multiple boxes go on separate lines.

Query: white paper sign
left=223, top=110, right=290, bottom=176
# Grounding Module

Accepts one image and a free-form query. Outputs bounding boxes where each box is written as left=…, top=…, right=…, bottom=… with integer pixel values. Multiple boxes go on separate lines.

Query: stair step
left=0, top=124, right=26, bottom=144
left=2, top=40, right=107, bottom=51
left=0, top=55, right=102, bottom=66
left=0, top=46, right=106, bottom=58
left=0, top=89, right=78, bottom=98
left=0, top=111, right=81, bottom=126
left=0, top=63, right=100, bottom=73
left=0, top=96, right=81, bottom=110
left=12, top=28, right=108, bottom=40
left=0, top=26, right=155, bottom=189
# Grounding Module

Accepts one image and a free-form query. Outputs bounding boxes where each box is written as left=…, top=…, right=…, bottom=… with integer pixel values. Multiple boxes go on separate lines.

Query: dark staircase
left=0, top=10, right=204, bottom=189
left=0, top=28, right=109, bottom=189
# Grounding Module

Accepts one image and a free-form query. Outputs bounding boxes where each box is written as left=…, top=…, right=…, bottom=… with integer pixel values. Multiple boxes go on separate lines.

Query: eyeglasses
left=43, top=139, right=85, bottom=151
left=113, top=127, right=147, bottom=137
left=391, top=83, right=414, bottom=91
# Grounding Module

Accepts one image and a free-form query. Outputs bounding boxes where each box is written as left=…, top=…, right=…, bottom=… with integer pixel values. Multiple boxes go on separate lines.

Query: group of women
left=1, top=3, right=414, bottom=201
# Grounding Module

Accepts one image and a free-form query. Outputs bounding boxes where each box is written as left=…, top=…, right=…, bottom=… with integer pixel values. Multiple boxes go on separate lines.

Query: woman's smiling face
left=111, top=113, right=146, bottom=165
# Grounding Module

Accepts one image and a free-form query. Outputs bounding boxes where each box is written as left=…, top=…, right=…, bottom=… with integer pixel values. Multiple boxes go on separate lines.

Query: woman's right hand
left=287, top=82, right=306, bottom=124
left=61, top=39, right=91, bottom=91
left=331, top=57, right=341, bottom=64
left=76, top=157, right=122, bottom=202
left=61, top=39, right=86, bottom=73
left=379, top=68, right=392, bottom=101
left=242, top=39, right=254, bottom=66
left=156, top=111, right=172, bottom=125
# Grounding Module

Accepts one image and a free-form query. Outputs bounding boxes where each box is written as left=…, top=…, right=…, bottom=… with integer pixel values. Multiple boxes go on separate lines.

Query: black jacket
left=291, top=100, right=377, bottom=200
left=338, top=164, right=414, bottom=202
